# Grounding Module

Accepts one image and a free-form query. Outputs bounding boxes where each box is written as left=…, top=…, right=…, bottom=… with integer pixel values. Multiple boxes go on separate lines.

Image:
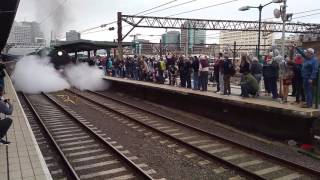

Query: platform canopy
left=0, top=0, right=20, bottom=52
left=54, top=39, right=132, bottom=53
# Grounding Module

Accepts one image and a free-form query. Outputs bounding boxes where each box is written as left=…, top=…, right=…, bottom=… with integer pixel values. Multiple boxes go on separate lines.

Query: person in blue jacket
left=296, top=46, right=319, bottom=108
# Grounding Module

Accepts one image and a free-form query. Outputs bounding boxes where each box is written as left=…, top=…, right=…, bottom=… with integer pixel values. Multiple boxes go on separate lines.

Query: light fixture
left=57, top=51, right=63, bottom=56
left=272, top=0, right=284, bottom=3
left=239, top=6, right=250, bottom=11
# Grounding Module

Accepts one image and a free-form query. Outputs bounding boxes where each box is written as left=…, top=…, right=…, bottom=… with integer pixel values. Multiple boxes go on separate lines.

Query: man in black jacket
left=192, top=56, right=200, bottom=90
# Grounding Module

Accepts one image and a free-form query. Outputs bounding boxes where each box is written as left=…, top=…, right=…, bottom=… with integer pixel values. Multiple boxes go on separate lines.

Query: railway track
left=66, top=88, right=319, bottom=180
left=20, top=92, right=154, bottom=180
left=19, top=93, right=77, bottom=180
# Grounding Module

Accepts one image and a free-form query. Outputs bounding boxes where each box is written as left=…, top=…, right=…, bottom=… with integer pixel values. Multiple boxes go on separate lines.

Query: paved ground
left=0, top=74, right=52, bottom=180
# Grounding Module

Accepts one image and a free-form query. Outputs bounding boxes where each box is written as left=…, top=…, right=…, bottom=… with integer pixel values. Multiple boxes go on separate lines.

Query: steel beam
left=122, top=14, right=320, bottom=34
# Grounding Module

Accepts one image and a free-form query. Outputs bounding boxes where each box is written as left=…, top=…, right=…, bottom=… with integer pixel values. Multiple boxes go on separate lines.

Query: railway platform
left=0, top=74, right=51, bottom=180
left=103, top=76, right=320, bottom=142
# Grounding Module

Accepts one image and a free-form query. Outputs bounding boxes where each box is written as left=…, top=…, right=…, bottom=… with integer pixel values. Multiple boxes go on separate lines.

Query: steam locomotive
left=30, top=48, right=74, bottom=69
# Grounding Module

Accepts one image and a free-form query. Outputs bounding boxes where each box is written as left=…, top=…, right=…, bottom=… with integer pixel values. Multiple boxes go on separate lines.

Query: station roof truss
left=121, top=14, right=320, bottom=34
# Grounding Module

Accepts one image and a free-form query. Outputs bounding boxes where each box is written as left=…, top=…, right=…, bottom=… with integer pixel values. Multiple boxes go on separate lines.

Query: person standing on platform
left=0, top=86, right=13, bottom=145
left=178, top=56, right=186, bottom=87
left=292, top=54, right=305, bottom=104
left=295, top=46, right=319, bottom=108
left=280, top=57, right=295, bottom=103
left=214, top=53, right=223, bottom=93
left=263, top=52, right=273, bottom=96
left=199, top=56, right=209, bottom=91
left=263, top=52, right=279, bottom=100
left=106, top=57, right=113, bottom=76
left=158, top=57, right=166, bottom=84
left=217, top=53, right=225, bottom=94
left=239, top=54, right=251, bottom=96
left=192, top=56, right=200, bottom=90
left=166, top=54, right=177, bottom=85
left=184, top=58, right=192, bottom=88
left=0, top=63, right=6, bottom=90
left=223, top=52, right=235, bottom=95
left=250, top=57, right=263, bottom=94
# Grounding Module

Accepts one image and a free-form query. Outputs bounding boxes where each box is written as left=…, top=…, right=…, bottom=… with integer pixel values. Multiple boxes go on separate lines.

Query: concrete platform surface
left=104, top=76, right=320, bottom=118
left=0, top=74, right=52, bottom=180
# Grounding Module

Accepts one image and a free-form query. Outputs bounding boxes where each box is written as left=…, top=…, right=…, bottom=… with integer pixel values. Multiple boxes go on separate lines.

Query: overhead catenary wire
left=167, top=0, right=240, bottom=17
left=84, top=0, right=240, bottom=36
left=262, top=8, right=320, bottom=21
left=39, top=0, right=68, bottom=25
left=292, top=12, right=320, bottom=20
left=135, top=0, right=178, bottom=15
left=143, top=0, right=197, bottom=16
left=80, top=0, right=178, bottom=33
left=82, top=0, right=202, bottom=35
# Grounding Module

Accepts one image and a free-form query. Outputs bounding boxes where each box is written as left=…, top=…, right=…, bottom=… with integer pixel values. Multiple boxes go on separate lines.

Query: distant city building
left=135, top=39, right=153, bottom=55
left=219, top=31, right=273, bottom=56
left=203, top=44, right=221, bottom=57
left=66, top=30, right=81, bottom=41
left=297, top=34, right=320, bottom=60
left=161, top=31, right=180, bottom=51
left=180, top=21, right=206, bottom=54
left=273, top=35, right=301, bottom=56
left=7, top=21, right=45, bottom=46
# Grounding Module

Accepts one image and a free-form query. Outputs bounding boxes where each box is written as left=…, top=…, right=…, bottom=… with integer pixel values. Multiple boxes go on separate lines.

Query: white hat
left=306, top=48, right=315, bottom=55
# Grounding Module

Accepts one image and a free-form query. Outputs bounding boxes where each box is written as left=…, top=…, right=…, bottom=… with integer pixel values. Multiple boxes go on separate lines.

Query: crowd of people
left=101, top=45, right=319, bottom=108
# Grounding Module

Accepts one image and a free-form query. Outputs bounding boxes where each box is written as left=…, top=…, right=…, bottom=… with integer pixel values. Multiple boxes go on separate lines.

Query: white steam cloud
left=12, top=56, right=109, bottom=94
left=12, top=56, right=70, bottom=94
left=65, top=63, right=109, bottom=91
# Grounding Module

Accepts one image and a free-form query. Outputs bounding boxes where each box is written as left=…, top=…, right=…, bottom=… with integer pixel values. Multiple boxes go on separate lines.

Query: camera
left=4, top=99, right=9, bottom=103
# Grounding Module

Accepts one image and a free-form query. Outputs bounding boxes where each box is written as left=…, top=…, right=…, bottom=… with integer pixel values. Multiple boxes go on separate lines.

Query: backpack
left=224, top=59, right=235, bottom=76
left=159, top=61, right=166, bottom=71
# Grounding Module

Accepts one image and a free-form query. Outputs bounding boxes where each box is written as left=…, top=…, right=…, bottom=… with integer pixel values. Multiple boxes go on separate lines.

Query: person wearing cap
left=296, top=46, right=319, bottom=108
left=0, top=86, right=13, bottom=145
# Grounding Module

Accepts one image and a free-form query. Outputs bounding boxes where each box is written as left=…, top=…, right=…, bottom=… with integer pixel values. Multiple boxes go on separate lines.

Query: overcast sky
left=15, top=0, right=320, bottom=43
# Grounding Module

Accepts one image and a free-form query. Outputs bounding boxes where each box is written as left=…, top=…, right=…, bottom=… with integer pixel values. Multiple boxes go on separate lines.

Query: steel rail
left=89, top=90, right=320, bottom=177
left=21, top=93, right=80, bottom=180
left=42, top=92, right=154, bottom=180
left=67, top=89, right=267, bottom=180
